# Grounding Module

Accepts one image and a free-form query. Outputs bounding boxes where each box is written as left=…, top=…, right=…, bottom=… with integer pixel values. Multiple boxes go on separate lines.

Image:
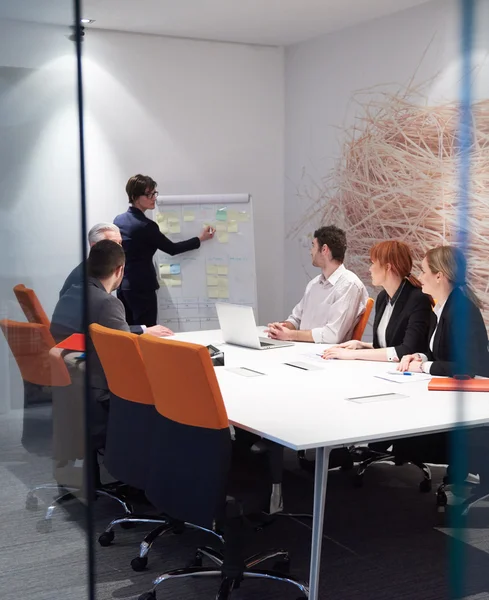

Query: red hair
left=370, top=241, right=422, bottom=289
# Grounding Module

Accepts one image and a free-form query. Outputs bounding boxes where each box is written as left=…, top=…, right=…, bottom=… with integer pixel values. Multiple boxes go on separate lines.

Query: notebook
left=56, top=333, right=85, bottom=352
left=428, top=377, right=489, bottom=392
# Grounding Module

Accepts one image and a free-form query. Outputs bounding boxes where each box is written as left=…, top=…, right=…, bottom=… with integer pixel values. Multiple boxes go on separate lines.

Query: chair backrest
left=351, top=297, right=374, bottom=341
left=89, top=324, right=156, bottom=490
left=0, top=319, right=59, bottom=386
left=13, top=284, right=51, bottom=329
left=138, top=334, right=231, bottom=527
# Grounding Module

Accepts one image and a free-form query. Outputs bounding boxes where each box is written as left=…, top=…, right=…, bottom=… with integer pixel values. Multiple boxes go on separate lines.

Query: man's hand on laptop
left=146, top=325, right=174, bottom=337
left=265, top=322, right=295, bottom=341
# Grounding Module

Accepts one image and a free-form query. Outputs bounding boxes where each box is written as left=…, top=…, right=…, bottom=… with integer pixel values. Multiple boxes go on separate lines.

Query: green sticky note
left=216, top=208, right=227, bottom=221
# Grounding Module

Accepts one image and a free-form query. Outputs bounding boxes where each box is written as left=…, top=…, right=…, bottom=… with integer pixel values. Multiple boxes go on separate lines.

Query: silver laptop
left=215, top=303, right=294, bottom=350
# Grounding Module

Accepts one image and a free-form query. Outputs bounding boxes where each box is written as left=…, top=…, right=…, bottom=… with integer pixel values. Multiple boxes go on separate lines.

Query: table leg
left=308, top=446, right=331, bottom=600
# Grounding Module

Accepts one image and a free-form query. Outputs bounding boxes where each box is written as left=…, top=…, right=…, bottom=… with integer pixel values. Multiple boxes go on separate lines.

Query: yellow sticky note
left=217, top=277, right=228, bottom=289
left=207, top=264, right=218, bottom=275
left=159, top=221, right=169, bottom=234
left=228, top=210, right=238, bottom=221
left=155, top=213, right=164, bottom=223
left=169, top=223, right=181, bottom=234
left=159, top=264, right=172, bottom=276
left=170, top=275, right=182, bottom=287
left=217, top=266, right=228, bottom=276
left=217, top=232, right=229, bottom=244
left=237, top=211, right=249, bottom=222
left=216, top=222, right=227, bottom=232
left=218, top=288, right=229, bottom=299
left=207, top=276, right=218, bottom=286
left=183, top=210, right=195, bottom=222
left=227, top=220, right=238, bottom=233
left=208, top=287, right=219, bottom=298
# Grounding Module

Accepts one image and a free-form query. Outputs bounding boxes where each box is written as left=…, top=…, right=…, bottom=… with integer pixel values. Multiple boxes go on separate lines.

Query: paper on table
left=207, top=276, right=219, bottom=286
left=227, top=220, right=238, bottom=233
left=346, top=393, right=409, bottom=404
left=207, top=264, right=218, bottom=275
left=217, top=232, right=229, bottom=244
left=374, top=372, right=432, bottom=384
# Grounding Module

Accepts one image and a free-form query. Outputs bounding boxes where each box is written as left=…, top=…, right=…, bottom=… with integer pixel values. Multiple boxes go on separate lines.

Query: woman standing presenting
left=114, top=174, right=214, bottom=327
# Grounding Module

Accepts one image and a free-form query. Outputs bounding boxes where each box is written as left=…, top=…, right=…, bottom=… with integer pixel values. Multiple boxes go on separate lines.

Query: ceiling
left=3, top=0, right=435, bottom=46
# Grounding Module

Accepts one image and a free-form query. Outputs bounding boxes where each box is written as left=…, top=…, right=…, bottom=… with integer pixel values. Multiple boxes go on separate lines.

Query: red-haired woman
left=323, top=240, right=433, bottom=362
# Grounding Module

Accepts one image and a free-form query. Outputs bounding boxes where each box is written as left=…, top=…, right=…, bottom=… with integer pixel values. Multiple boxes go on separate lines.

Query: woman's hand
left=397, top=354, right=423, bottom=372
left=199, top=225, right=215, bottom=242
left=335, top=340, right=368, bottom=350
left=322, top=347, right=355, bottom=360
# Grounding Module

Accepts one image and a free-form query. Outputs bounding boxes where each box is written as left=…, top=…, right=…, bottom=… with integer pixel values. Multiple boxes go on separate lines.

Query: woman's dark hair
left=125, top=174, right=157, bottom=203
left=313, top=225, right=347, bottom=262
left=87, top=240, right=125, bottom=279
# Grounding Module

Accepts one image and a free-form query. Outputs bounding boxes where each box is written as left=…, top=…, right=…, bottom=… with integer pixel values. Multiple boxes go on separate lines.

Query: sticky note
left=216, top=222, right=227, bottom=232
left=155, top=213, right=164, bottom=223
left=216, top=208, right=227, bottom=221
left=170, top=275, right=182, bottom=287
left=218, top=288, right=229, bottom=299
left=207, top=276, right=219, bottom=286
left=183, top=210, right=195, bottom=222
left=217, top=277, right=228, bottom=289
left=159, top=221, right=169, bottom=234
left=159, top=264, right=172, bottom=276
left=169, top=223, right=181, bottom=234
left=228, top=210, right=238, bottom=221
left=217, top=232, right=229, bottom=244
left=217, top=266, right=228, bottom=276
left=237, top=211, right=249, bottom=222
left=208, top=287, right=219, bottom=298
left=168, top=215, right=179, bottom=224
left=170, top=264, right=181, bottom=275
left=206, top=264, right=218, bottom=275
left=227, top=220, right=238, bottom=233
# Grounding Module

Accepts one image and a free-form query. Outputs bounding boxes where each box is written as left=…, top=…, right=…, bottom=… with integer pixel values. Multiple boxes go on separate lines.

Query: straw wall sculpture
left=292, top=87, right=489, bottom=324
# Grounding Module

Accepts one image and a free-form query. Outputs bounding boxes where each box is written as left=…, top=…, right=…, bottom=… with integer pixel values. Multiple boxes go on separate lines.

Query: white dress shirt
left=420, top=299, right=447, bottom=373
left=286, top=264, right=368, bottom=344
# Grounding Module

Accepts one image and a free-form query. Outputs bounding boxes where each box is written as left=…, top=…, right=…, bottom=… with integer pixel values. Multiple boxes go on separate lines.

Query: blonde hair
left=425, top=246, right=481, bottom=308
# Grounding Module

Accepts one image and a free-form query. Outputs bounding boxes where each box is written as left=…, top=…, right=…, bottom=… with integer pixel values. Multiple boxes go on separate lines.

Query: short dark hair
left=126, top=174, right=157, bottom=203
left=313, top=225, right=347, bottom=262
left=87, top=240, right=125, bottom=279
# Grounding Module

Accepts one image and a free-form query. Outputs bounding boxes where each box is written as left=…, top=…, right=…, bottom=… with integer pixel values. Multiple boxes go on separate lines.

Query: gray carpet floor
left=2, top=404, right=489, bottom=600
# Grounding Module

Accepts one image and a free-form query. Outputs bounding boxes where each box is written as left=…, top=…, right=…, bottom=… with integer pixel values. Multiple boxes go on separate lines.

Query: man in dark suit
left=51, top=240, right=173, bottom=445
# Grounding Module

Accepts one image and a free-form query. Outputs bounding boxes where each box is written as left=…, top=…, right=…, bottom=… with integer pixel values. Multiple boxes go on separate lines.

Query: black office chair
left=138, top=334, right=308, bottom=600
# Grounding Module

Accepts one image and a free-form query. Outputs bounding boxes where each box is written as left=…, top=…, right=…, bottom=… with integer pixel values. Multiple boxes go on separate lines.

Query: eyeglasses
left=144, top=190, right=158, bottom=199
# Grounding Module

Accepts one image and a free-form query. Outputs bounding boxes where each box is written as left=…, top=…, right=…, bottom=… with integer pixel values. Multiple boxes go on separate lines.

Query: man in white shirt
left=267, top=225, right=368, bottom=344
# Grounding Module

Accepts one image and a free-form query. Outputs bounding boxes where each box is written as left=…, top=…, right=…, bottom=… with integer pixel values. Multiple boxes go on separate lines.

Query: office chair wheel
left=436, top=490, right=448, bottom=508
left=120, top=521, right=136, bottom=530
left=138, top=592, right=156, bottom=600
left=131, top=556, right=148, bottom=572
left=419, top=479, right=432, bottom=493
left=36, top=519, right=52, bottom=533
left=353, top=474, right=364, bottom=488
left=25, top=495, right=39, bottom=510
left=98, top=531, right=115, bottom=546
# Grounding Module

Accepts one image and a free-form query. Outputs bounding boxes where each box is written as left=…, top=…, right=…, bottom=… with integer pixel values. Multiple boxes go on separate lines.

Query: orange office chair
left=351, top=297, right=374, bottom=341
left=13, top=284, right=51, bottom=329
left=137, top=335, right=307, bottom=600
left=90, top=324, right=220, bottom=570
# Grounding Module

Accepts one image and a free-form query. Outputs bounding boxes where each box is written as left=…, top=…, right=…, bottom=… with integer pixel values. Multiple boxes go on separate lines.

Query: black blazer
left=114, top=206, right=200, bottom=292
left=427, top=287, right=489, bottom=377
left=373, top=280, right=433, bottom=359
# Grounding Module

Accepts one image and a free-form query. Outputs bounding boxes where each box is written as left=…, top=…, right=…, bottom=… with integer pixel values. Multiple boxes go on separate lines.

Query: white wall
left=83, top=30, right=284, bottom=324
left=283, top=0, right=479, bottom=318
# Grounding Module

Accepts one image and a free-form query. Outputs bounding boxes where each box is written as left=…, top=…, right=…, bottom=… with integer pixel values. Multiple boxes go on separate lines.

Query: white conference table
left=172, top=328, right=489, bottom=600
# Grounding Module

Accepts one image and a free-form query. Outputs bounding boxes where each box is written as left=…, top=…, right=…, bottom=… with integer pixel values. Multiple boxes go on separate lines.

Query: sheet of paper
left=216, top=208, right=227, bottom=221
left=216, top=222, right=227, bottom=232
left=183, top=210, right=195, bottom=222
left=207, top=276, right=219, bottom=286
left=374, top=372, right=432, bottom=384
left=159, top=264, right=171, bottom=276
left=206, top=264, right=218, bottom=275
left=227, top=220, right=238, bottom=233
left=346, top=393, right=409, bottom=404
left=227, top=367, right=265, bottom=378
left=207, top=287, right=219, bottom=298
left=217, top=232, right=229, bottom=244
left=217, top=266, right=228, bottom=275
left=237, top=211, right=249, bottom=222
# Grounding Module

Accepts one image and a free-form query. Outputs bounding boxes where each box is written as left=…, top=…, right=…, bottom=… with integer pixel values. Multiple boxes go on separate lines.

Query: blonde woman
left=398, top=246, right=489, bottom=377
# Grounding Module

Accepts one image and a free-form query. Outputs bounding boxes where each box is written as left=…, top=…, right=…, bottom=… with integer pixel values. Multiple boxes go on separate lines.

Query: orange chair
left=351, top=297, right=374, bottom=341
left=137, top=335, right=307, bottom=600
left=90, top=324, right=220, bottom=569
left=13, top=284, right=51, bottom=329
